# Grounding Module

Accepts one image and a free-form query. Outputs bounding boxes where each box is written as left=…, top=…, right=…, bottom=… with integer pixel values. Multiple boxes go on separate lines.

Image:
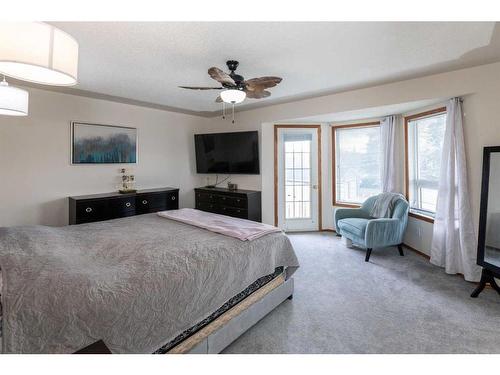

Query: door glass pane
left=302, top=202, right=310, bottom=218
left=293, top=141, right=303, bottom=152
left=283, top=134, right=312, bottom=219
left=294, top=202, right=302, bottom=218
left=302, top=169, right=311, bottom=184
left=293, top=153, right=302, bottom=169
left=294, top=185, right=303, bottom=202
left=302, top=153, right=310, bottom=168
left=294, top=169, right=302, bottom=183
left=302, top=185, right=310, bottom=201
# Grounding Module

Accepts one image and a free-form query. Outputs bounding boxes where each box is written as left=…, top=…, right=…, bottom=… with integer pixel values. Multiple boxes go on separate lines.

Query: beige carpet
left=223, top=232, right=500, bottom=353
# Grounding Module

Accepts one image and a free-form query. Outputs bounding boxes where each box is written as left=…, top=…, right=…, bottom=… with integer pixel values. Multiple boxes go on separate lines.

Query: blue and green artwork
left=72, top=122, right=137, bottom=164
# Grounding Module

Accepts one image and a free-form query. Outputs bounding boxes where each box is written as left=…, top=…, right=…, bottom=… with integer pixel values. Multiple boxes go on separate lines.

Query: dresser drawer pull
left=85, top=207, right=92, bottom=213
left=237, top=209, right=241, bottom=213
left=125, top=202, right=131, bottom=208
left=171, top=196, right=176, bottom=200
left=237, top=199, right=241, bottom=203
left=222, top=197, right=226, bottom=200
left=142, top=200, right=148, bottom=205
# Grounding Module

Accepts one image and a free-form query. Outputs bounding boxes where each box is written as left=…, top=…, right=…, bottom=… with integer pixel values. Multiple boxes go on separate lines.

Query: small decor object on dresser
left=71, top=122, right=137, bottom=164
left=119, top=168, right=137, bottom=194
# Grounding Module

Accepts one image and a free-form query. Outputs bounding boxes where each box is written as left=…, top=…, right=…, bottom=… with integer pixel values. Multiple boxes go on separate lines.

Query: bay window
left=405, top=108, right=447, bottom=219
left=333, top=123, right=382, bottom=205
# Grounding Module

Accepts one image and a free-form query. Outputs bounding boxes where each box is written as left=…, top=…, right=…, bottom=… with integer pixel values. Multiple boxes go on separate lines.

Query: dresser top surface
left=195, top=186, right=260, bottom=195
left=70, top=187, right=179, bottom=200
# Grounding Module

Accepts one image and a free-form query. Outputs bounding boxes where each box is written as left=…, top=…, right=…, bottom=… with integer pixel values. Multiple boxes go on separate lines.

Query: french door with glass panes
left=277, top=126, right=320, bottom=231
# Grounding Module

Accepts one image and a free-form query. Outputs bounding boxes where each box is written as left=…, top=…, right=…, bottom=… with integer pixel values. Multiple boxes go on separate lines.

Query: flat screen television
left=194, top=131, right=260, bottom=174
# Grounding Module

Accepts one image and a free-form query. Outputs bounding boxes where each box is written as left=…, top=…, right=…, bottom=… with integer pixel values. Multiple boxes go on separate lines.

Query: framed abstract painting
left=71, top=122, right=137, bottom=164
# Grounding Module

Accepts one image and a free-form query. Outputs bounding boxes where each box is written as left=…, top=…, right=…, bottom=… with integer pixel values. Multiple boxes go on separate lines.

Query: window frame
left=331, top=121, right=381, bottom=207
left=404, top=107, right=447, bottom=223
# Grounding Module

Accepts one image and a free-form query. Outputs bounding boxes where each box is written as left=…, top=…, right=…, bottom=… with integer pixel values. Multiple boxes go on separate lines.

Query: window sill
left=333, top=202, right=361, bottom=208
left=409, top=211, right=435, bottom=224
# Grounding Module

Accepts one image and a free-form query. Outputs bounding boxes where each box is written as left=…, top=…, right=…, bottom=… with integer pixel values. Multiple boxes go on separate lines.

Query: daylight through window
left=406, top=110, right=447, bottom=217
left=334, top=124, right=381, bottom=205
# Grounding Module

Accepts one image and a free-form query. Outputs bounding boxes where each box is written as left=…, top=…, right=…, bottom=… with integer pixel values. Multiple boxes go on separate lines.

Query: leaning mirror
left=472, top=146, right=500, bottom=297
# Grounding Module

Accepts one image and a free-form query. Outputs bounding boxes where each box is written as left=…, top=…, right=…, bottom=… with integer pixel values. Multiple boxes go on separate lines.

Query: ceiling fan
left=179, top=60, right=282, bottom=105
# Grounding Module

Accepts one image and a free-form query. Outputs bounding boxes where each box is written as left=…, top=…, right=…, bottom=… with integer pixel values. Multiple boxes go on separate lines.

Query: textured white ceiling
left=48, top=22, right=500, bottom=116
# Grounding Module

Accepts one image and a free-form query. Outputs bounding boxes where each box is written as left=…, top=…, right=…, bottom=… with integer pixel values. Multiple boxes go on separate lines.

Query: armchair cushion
left=334, top=208, right=371, bottom=231
left=337, top=218, right=369, bottom=239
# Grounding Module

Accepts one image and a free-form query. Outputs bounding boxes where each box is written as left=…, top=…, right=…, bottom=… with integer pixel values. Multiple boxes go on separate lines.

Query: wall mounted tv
left=194, top=131, right=260, bottom=174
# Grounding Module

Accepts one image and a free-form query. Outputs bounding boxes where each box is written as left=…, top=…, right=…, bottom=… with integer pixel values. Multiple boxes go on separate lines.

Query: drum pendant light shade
left=0, top=79, right=29, bottom=116
left=0, top=22, right=79, bottom=86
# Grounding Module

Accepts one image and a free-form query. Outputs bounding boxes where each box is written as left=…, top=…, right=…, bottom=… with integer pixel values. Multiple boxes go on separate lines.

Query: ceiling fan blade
left=208, top=67, right=236, bottom=86
left=215, top=95, right=223, bottom=103
left=244, top=76, right=282, bottom=91
left=244, top=89, right=271, bottom=99
left=178, top=86, right=223, bottom=90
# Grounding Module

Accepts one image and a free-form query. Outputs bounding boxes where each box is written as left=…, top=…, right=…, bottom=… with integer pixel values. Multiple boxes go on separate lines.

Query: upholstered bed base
left=167, top=276, right=294, bottom=354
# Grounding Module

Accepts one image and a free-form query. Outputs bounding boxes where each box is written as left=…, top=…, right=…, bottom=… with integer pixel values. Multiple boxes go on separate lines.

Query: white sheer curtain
left=430, top=98, right=481, bottom=282
left=380, top=115, right=401, bottom=193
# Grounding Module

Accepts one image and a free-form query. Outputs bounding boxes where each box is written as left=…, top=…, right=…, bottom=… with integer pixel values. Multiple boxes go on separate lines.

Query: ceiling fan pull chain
left=232, top=103, right=235, bottom=124
left=222, top=102, right=226, bottom=119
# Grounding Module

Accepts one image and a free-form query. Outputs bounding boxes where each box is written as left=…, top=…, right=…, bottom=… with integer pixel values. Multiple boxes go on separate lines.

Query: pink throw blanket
left=157, top=208, right=282, bottom=241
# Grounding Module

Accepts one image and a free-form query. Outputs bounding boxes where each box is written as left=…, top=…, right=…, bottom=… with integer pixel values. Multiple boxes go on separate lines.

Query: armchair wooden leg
left=397, top=244, right=404, bottom=256
left=365, top=248, right=372, bottom=262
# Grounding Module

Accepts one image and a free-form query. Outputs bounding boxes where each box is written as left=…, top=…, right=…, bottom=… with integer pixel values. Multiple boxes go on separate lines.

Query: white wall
left=203, top=61, right=500, bottom=256
left=4, top=61, right=500, bottom=259
left=0, top=87, right=207, bottom=227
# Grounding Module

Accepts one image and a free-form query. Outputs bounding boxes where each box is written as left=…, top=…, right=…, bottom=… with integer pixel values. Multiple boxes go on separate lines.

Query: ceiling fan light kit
left=0, top=22, right=79, bottom=86
left=220, top=89, right=246, bottom=104
left=0, top=77, right=29, bottom=116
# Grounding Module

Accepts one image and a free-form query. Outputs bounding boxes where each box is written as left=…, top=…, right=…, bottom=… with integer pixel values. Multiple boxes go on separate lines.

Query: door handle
left=312, top=184, right=319, bottom=189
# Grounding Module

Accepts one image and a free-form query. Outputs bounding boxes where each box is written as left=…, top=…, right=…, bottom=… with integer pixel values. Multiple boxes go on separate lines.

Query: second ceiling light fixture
left=0, top=22, right=80, bottom=116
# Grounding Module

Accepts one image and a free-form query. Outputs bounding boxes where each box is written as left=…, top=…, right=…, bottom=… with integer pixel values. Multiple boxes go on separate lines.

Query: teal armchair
left=334, top=195, right=409, bottom=262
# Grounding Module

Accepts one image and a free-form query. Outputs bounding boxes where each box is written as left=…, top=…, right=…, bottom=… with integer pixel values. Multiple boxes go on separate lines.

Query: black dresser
left=194, top=187, right=262, bottom=222
left=69, top=187, right=179, bottom=225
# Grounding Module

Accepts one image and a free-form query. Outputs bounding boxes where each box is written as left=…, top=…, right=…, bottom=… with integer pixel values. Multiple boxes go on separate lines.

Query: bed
left=0, top=212, right=299, bottom=354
